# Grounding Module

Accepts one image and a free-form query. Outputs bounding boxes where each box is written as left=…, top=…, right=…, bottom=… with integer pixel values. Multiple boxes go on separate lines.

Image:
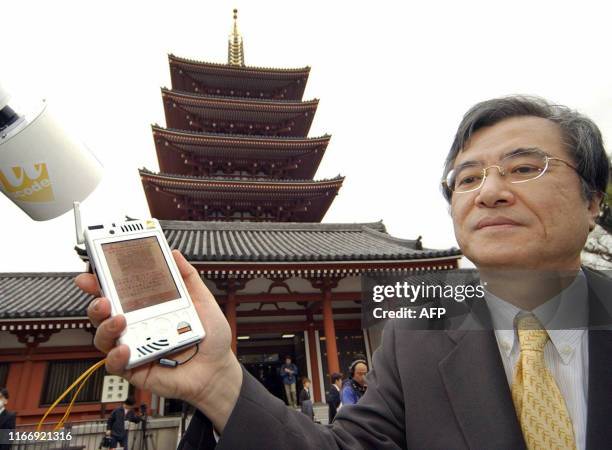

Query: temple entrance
left=237, top=332, right=307, bottom=403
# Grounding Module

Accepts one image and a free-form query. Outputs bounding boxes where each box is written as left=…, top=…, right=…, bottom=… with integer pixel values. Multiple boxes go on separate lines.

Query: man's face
left=285, top=358, right=291, bottom=365
left=450, top=116, right=600, bottom=271
left=353, top=363, right=368, bottom=386
left=0, top=394, right=6, bottom=407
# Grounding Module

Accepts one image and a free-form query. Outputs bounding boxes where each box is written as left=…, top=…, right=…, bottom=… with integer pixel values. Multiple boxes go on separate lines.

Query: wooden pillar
left=226, top=288, right=238, bottom=354
left=213, top=278, right=247, bottom=356
left=322, top=287, right=340, bottom=376
left=309, top=277, right=343, bottom=381
left=306, top=312, right=321, bottom=403
left=4, top=363, right=22, bottom=412
left=15, top=359, right=33, bottom=411
left=11, top=333, right=54, bottom=411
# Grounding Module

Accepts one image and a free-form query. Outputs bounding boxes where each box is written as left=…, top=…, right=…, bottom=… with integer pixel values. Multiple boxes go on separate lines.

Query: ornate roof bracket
left=177, top=70, right=300, bottom=100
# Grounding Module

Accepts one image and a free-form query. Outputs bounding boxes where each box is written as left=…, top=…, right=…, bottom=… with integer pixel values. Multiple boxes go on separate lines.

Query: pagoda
left=140, top=10, right=343, bottom=222
left=131, top=10, right=462, bottom=411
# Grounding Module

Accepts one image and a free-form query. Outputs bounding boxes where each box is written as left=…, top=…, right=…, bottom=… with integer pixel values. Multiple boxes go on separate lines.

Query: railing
left=6, top=416, right=182, bottom=450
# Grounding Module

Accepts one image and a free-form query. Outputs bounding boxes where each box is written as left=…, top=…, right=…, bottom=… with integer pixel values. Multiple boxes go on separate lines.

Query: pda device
left=74, top=202, right=205, bottom=369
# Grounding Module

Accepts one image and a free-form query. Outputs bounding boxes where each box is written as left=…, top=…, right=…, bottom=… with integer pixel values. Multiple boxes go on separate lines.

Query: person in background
left=326, top=373, right=343, bottom=423
left=341, top=358, right=368, bottom=406
left=280, top=356, right=298, bottom=408
left=299, top=378, right=314, bottom=421
left=0, top=388, right=16, bottom=450
left=106, top=396, right=141, bottom=450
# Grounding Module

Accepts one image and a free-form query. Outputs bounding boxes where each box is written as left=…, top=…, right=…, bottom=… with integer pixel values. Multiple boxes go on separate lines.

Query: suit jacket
left=300, top=388, right=314, bottom=420
left=178, top=268, right=612, bottom=450
left=326, top=386, right=341, bottom=423
left=106, top=407, right=140, bottom=438
left=0, top=409, right=16, bottom=450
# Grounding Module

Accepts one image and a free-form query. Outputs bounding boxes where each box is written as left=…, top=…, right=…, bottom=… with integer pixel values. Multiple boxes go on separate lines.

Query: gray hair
left=441, top=96, right=610, bottom=203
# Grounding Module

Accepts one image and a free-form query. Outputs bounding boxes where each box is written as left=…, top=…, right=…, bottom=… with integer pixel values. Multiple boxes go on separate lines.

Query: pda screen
left=102, top=236, right=180, bottom=313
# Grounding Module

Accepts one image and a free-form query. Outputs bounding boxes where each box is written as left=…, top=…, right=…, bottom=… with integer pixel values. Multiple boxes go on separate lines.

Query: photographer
left=106, top=397, right=142, bottom=450
left=340, top=359, right=368, bottom=406
left=280, top=356, right=298, bottom=408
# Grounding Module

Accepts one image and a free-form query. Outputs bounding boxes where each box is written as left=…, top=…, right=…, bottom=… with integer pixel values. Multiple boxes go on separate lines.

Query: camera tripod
left=131, top=404, right=156, bottom=450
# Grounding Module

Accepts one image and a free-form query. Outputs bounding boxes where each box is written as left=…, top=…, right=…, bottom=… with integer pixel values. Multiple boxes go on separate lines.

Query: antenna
left=73, top=201, right=84, bottom=245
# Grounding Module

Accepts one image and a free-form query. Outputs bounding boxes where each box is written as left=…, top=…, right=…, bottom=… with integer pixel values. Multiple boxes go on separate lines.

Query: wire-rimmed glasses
left=443, top=148, right=580, bottom=194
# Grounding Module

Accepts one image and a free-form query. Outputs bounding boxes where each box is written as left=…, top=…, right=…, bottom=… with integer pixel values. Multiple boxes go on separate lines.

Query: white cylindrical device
left=0, top=84, right=10, bottom=109
left=0, top=86, right=103, bottom=221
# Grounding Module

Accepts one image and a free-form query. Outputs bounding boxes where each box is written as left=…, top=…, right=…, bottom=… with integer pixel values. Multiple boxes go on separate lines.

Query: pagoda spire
left=227, top=9, right=245, bottom=66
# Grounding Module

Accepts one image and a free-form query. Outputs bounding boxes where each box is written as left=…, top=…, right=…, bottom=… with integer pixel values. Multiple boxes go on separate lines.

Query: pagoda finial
left=228, top=8, right=245, bottom=66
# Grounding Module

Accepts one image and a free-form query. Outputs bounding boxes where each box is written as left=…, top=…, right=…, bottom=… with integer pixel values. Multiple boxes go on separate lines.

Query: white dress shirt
left=485, top=271, right=589, bottom=450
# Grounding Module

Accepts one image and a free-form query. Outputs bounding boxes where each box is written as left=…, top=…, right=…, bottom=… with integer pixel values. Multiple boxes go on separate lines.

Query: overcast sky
left=2, top=0, right=612, bottom=272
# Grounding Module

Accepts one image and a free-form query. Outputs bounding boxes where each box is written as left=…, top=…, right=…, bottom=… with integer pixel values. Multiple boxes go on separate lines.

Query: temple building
left=138, top=9, right=462, bottom=409
left=0, top=10, right=461, bottom=425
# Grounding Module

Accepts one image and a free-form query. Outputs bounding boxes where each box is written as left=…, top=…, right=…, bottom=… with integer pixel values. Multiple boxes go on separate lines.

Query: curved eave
left=168, top=54, right=311, bottom=77
left=161, top=88, right=319, bottom=111
left=185, top=251, right=463, bottom=263
left=74, top=246, right=462, bottom=265
left=139, top=169, right=344, bottom=191
left=151, top=125, right=331, bottom=149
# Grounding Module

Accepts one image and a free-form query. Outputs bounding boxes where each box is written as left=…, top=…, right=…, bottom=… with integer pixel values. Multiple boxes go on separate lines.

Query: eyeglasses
left=443, top=149, right=580, bottom=194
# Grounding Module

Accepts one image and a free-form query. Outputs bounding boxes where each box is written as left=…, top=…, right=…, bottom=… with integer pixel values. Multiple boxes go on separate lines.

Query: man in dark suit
left=106, top=397, right=141, bottom=450
left=0, top=388, right=16, bottom=450
left=79, top=95, right=611, bottom=449
left=326, top=373, right=342, bottom=423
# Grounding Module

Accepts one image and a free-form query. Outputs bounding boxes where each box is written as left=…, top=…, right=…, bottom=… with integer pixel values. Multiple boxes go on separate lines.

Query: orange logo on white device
left=177, top=321, right=192, bottom=335
left=0, top=163, right=55, bottom=203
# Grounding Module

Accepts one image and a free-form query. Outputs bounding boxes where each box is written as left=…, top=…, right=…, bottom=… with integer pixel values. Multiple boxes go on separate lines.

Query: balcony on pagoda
left=139, top=169, right=344, bottom=222
left=161, top=88, right=318, bottom=137
left=151, top=125, right=330, bottom=179
left=168, top=54, right=310, bottom=101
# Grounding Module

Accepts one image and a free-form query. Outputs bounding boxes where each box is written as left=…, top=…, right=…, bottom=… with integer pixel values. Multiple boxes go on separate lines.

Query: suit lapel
left=585, top=330, right=612, bottom=449
left=584, top=268, right=612, bottom=450
left=439, top=330, right=526, bottom=450
left=437, top=268, right=610, bottom=449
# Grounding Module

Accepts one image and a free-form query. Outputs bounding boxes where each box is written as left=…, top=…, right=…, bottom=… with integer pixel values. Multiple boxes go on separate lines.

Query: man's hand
left=76, top=251, right=242, bottom=433
left=105, top=430, right=111, bottom=436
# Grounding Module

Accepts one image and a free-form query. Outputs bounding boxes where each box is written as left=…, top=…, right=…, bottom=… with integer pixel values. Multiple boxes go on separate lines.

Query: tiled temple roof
left=158, top=220, right=461, bottom=262
left=0, top=273, right=92, bottom=319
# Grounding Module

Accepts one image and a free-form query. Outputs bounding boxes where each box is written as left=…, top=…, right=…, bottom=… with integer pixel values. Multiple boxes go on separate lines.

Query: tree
left=582, top=174, right=612, bottom=270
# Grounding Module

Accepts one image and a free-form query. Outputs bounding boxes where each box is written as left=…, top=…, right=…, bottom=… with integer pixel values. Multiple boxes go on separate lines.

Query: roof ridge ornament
left=228, top=8, right=245, bottom=66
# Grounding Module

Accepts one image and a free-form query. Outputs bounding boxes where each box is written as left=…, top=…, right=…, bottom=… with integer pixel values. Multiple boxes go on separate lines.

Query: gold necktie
left=511, top=314, right=576, bottom=450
